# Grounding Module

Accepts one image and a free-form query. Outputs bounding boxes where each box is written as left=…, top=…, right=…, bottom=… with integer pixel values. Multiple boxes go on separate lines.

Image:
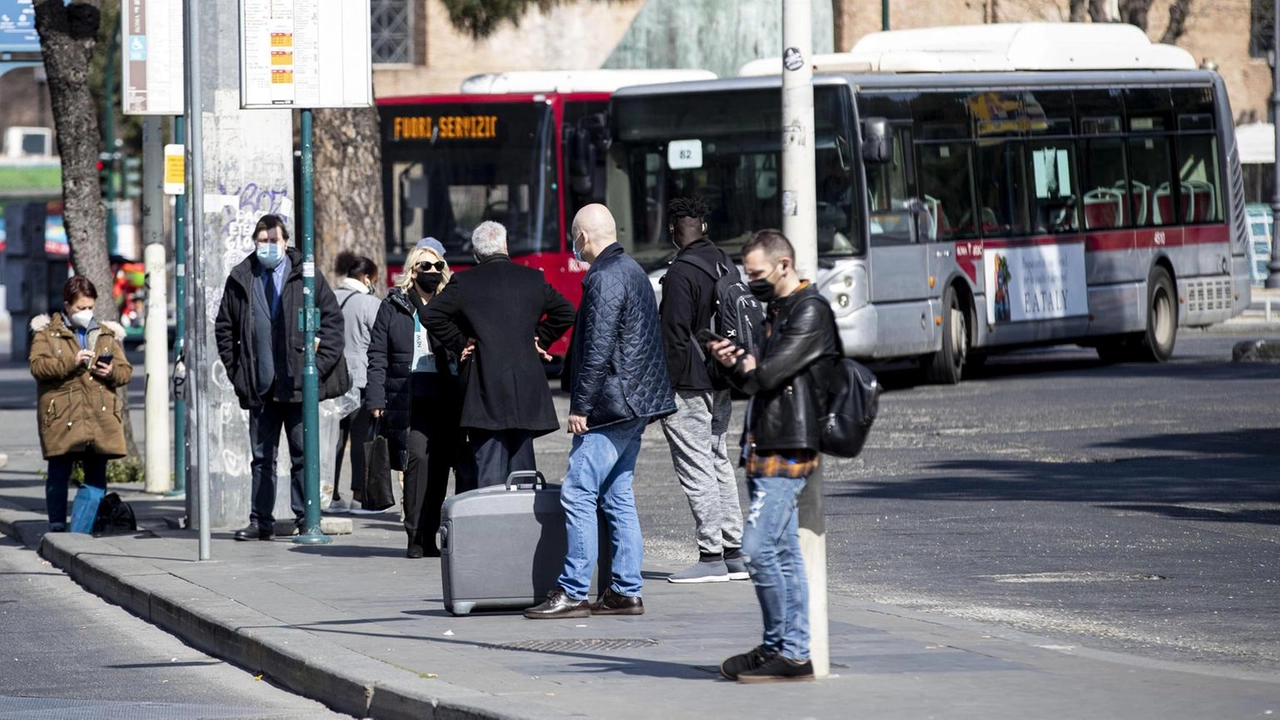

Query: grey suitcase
left=439, top=471, right=608, bottom=616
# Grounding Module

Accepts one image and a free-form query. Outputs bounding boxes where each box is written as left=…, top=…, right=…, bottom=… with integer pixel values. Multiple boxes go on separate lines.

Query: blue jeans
left=557, top=417, right=647, bottom=601
left=46, top=455, right=108, bottom=527
left=742, top=475, right=810, bottom=662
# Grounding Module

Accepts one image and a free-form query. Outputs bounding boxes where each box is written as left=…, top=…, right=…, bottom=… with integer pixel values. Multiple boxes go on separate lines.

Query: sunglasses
left=414, top=260, right=446, bottom=272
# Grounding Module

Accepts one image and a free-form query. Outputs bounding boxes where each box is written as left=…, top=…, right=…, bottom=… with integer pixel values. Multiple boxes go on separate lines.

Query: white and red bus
left=378, top=69, right=714, bottom=357
left=607, top=23, right=1250, bottom=382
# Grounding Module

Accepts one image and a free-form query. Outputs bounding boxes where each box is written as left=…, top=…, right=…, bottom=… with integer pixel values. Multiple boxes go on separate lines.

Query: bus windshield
left=611, top=85, right=861, bottom=269
left=383, top=102, right=558, bottom=263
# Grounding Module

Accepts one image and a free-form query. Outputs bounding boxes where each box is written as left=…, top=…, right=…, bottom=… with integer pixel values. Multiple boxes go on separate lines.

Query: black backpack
left=820, top=357, right=881, bottom=459
left=93, top=492, right=137, bottom=534
left=676, top=250, right=766, bottom=359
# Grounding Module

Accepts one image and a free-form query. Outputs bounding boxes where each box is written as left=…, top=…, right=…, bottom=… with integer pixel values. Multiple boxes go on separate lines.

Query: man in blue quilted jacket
left=525, top=204, right=676, bottom=620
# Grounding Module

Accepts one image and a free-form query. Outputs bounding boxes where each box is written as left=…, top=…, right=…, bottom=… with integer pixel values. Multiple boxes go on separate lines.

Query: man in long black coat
left=423, top=221, right=575, bottom=490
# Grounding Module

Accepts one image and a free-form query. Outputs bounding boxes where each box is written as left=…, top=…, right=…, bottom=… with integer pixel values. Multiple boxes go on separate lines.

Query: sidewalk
left=1, top=459, right=1277, bottom=719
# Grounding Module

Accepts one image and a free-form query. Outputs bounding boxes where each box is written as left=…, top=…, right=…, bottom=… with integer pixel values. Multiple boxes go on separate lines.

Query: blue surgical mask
left=256, top=243, right=284, bottom=269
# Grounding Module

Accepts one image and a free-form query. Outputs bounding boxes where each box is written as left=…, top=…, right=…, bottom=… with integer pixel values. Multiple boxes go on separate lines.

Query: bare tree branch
left=1089, top=0, right=1110, bottom=22
left=1070, top=0, right=1087, bottom=22
left=1159, top=0, right=1195, bottom=45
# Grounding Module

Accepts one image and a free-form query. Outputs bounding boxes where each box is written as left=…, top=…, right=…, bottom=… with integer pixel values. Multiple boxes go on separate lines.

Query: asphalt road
left=0, top=534, right=347, bottom=719
left=625, top=328, right=1280, bottom=676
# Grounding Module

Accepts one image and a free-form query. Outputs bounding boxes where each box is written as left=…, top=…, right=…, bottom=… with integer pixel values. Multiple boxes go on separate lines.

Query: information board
left=0, top=0, right=39, bottom=53
left=121, top=0, right=185, bottom=115
left=239, top=0, right=371, bottom=109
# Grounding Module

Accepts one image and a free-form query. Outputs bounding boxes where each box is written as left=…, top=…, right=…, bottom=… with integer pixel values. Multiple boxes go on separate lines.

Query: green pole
left=167, top=116, right=187, bottom=498
left=294, top=108, right=330, bottom=545
left=104, top=25, right=118, bottom=255
left=882, top=0, right=890, bottom=31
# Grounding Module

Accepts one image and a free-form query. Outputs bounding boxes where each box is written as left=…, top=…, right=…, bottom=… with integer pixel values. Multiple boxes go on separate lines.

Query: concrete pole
left=781, top=0, right=828, bottom=678
left=142, top=117, right=171, bottom=494
left=183, top=0, right=210, bottom=560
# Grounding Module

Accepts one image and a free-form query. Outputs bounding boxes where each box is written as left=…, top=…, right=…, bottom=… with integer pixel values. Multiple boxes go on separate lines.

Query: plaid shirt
left=741, top=281, right=820, bottom=479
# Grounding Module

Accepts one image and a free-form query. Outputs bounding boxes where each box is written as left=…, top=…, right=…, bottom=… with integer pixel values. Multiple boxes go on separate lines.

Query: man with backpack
left=658, top=197, right=763, bottom=584
left=708, top=229, right=841, bottom=683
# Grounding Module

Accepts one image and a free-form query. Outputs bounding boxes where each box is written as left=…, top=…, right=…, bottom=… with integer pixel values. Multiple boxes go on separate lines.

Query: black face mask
left=747, top=278, right=776, bottom=303
left=415, top=272, right=442, bottom=293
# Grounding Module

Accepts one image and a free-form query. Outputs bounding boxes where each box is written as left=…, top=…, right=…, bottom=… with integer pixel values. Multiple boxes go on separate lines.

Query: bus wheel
left=1138, top=267, right=1177, bottom=362
left=925, top=285, right=968, bottom=384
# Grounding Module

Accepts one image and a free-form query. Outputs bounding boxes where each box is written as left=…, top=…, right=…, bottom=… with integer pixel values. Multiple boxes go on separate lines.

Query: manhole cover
left=486, top=638, right=659, bottom=652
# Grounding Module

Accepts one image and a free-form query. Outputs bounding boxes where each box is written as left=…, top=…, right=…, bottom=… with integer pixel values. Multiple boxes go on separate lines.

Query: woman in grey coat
left=330, top=253, right=382, bottom=512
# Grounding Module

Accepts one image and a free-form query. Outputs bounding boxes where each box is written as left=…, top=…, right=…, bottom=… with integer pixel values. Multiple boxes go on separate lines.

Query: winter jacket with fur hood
left=29, top=313, right=133, bottom=459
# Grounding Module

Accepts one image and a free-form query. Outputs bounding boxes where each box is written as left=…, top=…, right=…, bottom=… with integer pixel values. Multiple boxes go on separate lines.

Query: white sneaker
left=667, top=559, right=731, bottom=583
left=724, top=555, right=750, bottom=581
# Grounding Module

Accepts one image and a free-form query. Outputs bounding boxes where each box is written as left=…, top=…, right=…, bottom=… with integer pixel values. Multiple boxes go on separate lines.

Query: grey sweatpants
left=660, top=388, right=744, bottom=556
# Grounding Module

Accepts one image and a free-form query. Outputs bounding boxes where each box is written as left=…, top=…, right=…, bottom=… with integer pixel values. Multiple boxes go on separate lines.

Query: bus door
left=864, top=123, right=935, bottom=356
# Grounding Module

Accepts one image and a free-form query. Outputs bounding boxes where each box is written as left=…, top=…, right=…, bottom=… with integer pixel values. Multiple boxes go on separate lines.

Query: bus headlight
left=836, top=293, right=850, bottom=308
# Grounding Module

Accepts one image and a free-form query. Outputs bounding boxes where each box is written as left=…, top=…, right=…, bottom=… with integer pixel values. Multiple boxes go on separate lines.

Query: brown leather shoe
left=590, top=588, right=644, bottom=616
left=524, top=588, right=590, bottom=619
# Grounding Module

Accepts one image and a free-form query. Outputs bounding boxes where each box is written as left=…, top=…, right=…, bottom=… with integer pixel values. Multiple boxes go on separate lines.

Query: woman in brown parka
left=29, top=276, right=133, bottom=531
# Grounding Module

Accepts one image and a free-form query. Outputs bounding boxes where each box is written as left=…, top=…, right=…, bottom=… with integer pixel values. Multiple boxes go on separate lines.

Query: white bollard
left=143, top=243, right=171, bottom=493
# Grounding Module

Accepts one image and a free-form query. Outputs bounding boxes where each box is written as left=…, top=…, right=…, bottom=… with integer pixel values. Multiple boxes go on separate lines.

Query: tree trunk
left=35, top=0, right=139, bottom=460
left=34, top=0, right=114, bottom=319
left=1119, top=0, right=1155, bottom=31
left=1069, top=0, right=1087, bottom=22
left=1159, top=0, right=1194, bottom=45
left=1088, top=0, right=1110, bottom=22
left=313, top=106, right=387, bottom=287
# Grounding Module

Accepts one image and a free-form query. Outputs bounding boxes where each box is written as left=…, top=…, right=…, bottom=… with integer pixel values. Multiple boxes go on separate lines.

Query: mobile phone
left=696, top=329, right=729, bottom=346
left=97, top=353, right=114, bottom=364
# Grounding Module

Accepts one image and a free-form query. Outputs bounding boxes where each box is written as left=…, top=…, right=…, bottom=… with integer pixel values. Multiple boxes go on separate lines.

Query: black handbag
left=361, top=419, right=396, bottom=512
left=820, top=357, right=881, bottom=459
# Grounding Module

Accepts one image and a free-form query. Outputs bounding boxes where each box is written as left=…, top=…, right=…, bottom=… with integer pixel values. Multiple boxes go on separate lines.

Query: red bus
left=378, top=69, right=714, bottom=357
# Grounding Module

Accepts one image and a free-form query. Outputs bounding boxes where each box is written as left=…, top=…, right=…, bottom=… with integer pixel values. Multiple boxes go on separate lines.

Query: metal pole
left=882, top=0, right=889, bottom=31
left=142, top=117, right=171, bottom=493
left=104, top=26, right=118, bottom=255
left=1268, top=2, right=1280, bottom=289
left=168, top=116, right=187, bottom=498
left=294, top=108, right=330, bottom=545
left=781, top=0, right=827, bottom=678
left=184, top=0, right=211, bottom=560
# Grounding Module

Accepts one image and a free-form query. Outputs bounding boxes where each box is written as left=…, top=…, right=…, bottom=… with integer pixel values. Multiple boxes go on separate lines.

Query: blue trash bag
left=69, top=484, right=105, bottom=534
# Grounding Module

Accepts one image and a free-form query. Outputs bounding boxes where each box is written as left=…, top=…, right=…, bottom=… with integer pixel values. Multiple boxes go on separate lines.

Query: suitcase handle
left=505, top=470, right=547, bottom=490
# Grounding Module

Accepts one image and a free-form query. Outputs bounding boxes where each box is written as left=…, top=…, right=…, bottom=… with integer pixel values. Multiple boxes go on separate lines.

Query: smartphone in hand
left=696, top=329, right=728, bottom=346
left=96, top=353, right=114, bottom=365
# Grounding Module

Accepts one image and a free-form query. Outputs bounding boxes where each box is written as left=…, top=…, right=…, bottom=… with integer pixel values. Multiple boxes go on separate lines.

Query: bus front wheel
left=924, top=285, right=968, bottom=385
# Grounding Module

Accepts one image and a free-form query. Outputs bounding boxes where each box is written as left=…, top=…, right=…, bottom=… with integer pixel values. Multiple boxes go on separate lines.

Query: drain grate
left=486, top=638, right=659, bottom=653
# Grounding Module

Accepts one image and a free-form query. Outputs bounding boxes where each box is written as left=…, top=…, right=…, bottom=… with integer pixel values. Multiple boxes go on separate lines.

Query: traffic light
left=122, top=156, right=142, bottom=198
left=98, top=152, right=117, bottom=201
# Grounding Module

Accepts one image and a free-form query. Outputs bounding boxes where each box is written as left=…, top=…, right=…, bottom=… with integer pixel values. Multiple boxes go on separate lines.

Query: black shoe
left=524, top=588, right=590, bottom=619
left=234, top=524, right=274, bottom=541
left=719, top=645, right=776, bottom=681
left=736, top=654, right=814, bottom=684
left=406, top=543, right=424, bottom=559
left=591, top=588, right=644, bottom=616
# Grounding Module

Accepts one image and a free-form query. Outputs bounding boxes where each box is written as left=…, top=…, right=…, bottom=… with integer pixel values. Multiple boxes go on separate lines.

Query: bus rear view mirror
left=862, top=118, right=891, bottom=164
left=400, top=173, right=429, bottom=228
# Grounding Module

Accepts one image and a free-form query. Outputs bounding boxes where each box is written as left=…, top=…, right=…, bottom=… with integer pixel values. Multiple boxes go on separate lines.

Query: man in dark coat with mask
left=423, top=221, right=575, bottom=490
left=214, top=214, right=347, bottom=540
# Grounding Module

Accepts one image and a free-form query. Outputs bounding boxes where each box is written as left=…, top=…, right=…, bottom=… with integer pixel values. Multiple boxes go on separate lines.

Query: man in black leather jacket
left=708, top=229, right=840, bottom=684
left=525, top=204, right=676, bottom=620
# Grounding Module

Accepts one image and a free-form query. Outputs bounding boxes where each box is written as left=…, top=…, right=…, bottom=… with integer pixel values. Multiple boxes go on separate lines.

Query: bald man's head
left=571, top=203, right=618, bottom=264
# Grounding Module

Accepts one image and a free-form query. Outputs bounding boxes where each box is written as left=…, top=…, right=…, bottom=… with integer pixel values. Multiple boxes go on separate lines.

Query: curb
left=0, top=519, right=564, bottom=720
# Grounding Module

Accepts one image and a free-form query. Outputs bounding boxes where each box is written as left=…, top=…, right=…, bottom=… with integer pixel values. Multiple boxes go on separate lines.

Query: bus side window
left=1028, top=141, right=1080, bottom=234
left=917, top=142, right=976, bottom=241
left=866, top=127, right=917, bottom=245
left=1129, top=136, right=1178, bottom=226
left=1079, top=137, right=1127, bottom=230
left=973, top=140, right=1030, bottom=238
left=1175, top=131, right=1222, bottom=224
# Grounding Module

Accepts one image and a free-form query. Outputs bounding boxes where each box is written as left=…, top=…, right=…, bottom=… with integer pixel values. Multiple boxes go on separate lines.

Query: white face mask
left=69, top=310, right=93, bottom=329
